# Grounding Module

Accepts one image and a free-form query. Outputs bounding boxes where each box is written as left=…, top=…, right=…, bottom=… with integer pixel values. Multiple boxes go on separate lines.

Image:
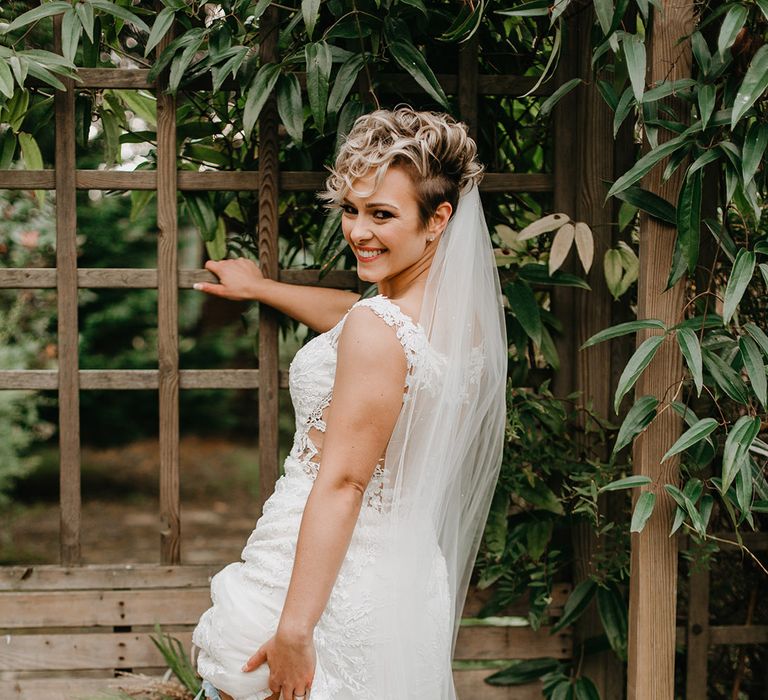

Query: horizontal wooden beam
left=0, top=268, right=359, bottom=290
left=0, top=564, right=220, bottom=591
left=0, top=170, right=553, bottom=193
left=0, top=369, right=289, bottom=390
left=44, top=68, right=554, bottom=97
left=709, top=625, right=768, bottom=645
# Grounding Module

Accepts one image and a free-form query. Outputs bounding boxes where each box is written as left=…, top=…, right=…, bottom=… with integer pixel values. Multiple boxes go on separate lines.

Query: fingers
left=242, top=646, right=267, bottom=673
left=192, top=281, right=227, bottom=296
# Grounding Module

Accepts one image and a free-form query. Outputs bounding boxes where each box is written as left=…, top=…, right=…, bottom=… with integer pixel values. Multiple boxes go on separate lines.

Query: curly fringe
left=318, top=105, right=484, bottom=226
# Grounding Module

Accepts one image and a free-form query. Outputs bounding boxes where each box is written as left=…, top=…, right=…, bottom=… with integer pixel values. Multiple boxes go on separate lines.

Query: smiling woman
left=191, top=106, right=506, bottom=700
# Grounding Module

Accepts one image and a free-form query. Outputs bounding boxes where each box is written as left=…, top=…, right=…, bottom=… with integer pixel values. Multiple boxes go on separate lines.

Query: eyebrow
left=341, top=199, right=400, bottom=211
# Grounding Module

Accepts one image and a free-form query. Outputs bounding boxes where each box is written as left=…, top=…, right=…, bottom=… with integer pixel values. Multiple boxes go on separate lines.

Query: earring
left=427, top=236, right=435, bottom=242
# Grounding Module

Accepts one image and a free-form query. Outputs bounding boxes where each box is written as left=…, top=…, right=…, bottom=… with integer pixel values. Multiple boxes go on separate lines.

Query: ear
left=428, top=201, right=453, bottom=239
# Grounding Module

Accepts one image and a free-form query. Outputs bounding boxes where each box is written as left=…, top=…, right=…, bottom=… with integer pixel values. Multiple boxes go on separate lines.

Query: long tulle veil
left=369, top=182, right=507, bottom=697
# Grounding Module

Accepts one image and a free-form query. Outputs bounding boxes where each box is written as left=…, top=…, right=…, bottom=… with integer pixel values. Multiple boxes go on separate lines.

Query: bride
left=191, top=107, right=507, bottom=700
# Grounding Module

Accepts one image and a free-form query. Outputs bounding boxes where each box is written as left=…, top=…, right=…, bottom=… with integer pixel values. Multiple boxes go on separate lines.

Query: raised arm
left=241, top=306, right=407, bottom=698
left=193, top=257, right=360, bottom=333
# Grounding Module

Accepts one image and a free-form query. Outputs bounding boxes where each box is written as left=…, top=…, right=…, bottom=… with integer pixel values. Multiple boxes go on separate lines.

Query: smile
left=356, top=247, right=387, bottom=262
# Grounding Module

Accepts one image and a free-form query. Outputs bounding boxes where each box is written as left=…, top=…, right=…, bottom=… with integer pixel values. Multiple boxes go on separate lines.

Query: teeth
left=358, top=249, right=385, bottom=259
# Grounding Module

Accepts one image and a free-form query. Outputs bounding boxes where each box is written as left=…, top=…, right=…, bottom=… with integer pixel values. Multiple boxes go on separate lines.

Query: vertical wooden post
left=685, top=561, right=710, bottom=698
left=257, top=7, right=281, bottom=514
left=54, top=15, right=81, bottom=566
left=570, top=9, right=625, bottom=698
left=627, top=0, right=694, bottom=695
left=458, top=35, right=479, bottom=140
left=156, top=20, right=180, bottom=564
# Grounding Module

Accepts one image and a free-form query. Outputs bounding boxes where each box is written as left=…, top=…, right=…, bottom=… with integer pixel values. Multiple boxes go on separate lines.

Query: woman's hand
left=242, top=628, right=315, bottom=700
left=193, top=258, right=269, bottom=301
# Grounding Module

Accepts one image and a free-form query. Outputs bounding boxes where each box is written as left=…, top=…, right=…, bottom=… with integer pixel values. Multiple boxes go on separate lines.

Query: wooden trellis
left=0, top=11, right=572, bottom=699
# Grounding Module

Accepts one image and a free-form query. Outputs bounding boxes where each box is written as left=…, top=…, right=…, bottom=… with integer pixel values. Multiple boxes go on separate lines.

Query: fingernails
left=240, top=664, right=248, bottom=672
left=193, top=283, right=202, bottom=290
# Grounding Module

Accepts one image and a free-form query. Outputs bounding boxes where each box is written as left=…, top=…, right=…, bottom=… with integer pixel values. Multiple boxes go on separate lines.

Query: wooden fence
left=0, top=11, right=573, bottom=699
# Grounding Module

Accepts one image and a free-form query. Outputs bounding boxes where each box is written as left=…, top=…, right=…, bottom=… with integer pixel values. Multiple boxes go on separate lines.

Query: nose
left=349, top=215, right=373, bottom=245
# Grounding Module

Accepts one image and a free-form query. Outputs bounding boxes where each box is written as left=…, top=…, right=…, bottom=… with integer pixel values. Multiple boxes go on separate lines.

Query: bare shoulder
left=336, top=304, right=408, bottom=372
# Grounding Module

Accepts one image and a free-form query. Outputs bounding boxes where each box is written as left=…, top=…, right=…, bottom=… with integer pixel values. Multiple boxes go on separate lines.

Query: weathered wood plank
left=155, top=19, right=181, bottom=565
left=0, top=369, right=290, bottom=391
left=0, top=631, right=194, bottom=672
left=453, top=670, right=543, bottom=699
left=685, top=565, right=710, bottom=700
left=709, top=625, right=768, bottom=645
left=626, top=0, right=694, bottom=697
left=0, top=268, right=360, bottom=289
left=33, top=68, right=553, bottom=96
left=454, top=625, right=572, bottom=660
left=0, top=565, right=220, bottom=591
left=257, top=7, right=281, bottom=517
left=2, top=589, right=210, bottom=628
left=0, top=169, right=554, bottom=192
left=53, top=14, right=81, bottom=567
left=0, top=675, right=174, bottom=700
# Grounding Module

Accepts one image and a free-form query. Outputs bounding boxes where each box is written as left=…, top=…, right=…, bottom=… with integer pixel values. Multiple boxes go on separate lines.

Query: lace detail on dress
left=285, top=294, right=437, bottom=500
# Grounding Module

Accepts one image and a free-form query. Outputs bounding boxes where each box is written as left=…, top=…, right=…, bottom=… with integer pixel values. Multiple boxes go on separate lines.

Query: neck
left=377, top=248, right=435, bottom=299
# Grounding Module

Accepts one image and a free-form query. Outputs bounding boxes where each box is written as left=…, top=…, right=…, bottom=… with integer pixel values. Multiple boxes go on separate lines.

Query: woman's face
left=340, top=165, right=451, bottom=286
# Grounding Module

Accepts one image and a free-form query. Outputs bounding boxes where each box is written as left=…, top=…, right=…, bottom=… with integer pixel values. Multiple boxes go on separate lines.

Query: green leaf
left=676, top=169, right=702, bottom=273
left=484, top=658, right=561, bottom=685
left=388, top=38, right=449, bottom=108
left=169, top=31, right=206, bottom=93
left=185, top=193, right=218, bottom=241
left=676, top=327, right=703, bottom=396
left=205, top=217, right=228, bottom=261
left=613, top=86, right=635, bottom=138
left=75, top=1, right=95, bottom=42
left=739, top=336, right=767, bottom=409
left=594, top=0, right=614, bottom=35
left=630, top=491, right=656, bottom=532
left=327, top=54, right=364, bottom=121
left=717, top=5, right=748, bottom=56
left=612, top=397, right=658, bottom=455
left=495, top=0, right=549, bottom=18
left=305, top=41, right=333, bottom=133
left=691, top=31, right=711, bottom=74
left=735, top=454, right=753, bottom=515
left=0, top=58, right=13, bottom=99
left=3, top=2, right=72, bottom=33
left=599, top=474, right=653, bottom=492
left=540, top=78, right=581, bottom=116
left=516, top=480, right=564, bottom=515
left=702, top=348, right=749, bottom=403
left=744, top=322, right=768, bottom=358
left=731, top=45, right=768, bottom=129
left=243, top=63, right=281, bottom=139
left=506, top=279, right=542, bottom=346
left=661, top=417, right=718, bottom=462
left=581, top=319, right=666, bottom=349
left=742, top=122, right=768, bottom=185
left=614, top=335, right=665, bottom=414
left=89, top=0, right=150, bottom=33
left=723, top=248, right=756, bottom=324
left=596, top=584, right=627, bottom=660
left=302, top=0, right=321, bottom=39
left=18, top=131, right=43, bottom=169
left=24, top=61, right=65, bottom=91
left=624, top=33, right=646, bottom=102
left=145, top=7, right=175, bottom=57
left=212, top=46, right=248, bottom=92
left=642, top=78, right=696, bottom=104
left=517, top=263, right=591, bottom=289
left=697, top=83, right=716, bottom=129
left=0, top=130, right=17, bottom=169
left=722, top=415, right=761, bottom=494
left=607, top=133, right=688, bottom=199
left=758, top=0, right=768, bottom=21
left=552, top=579, right=597, bottom=632
left=612, top=185, right=676, bottom=224
left=276, top=73, right=303, bottom=144
left=574, top=676, right=601, bottom=700
left=61, top=8, right=82, bottom=65
left=664, top=484, right=705, bottom=536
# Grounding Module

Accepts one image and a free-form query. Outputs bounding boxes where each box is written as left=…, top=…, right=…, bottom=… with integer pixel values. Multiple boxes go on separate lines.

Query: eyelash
left=341, top=205, right=393, bottom=220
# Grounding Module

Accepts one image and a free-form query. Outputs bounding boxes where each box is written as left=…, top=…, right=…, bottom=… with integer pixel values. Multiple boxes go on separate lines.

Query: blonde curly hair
left=318, top=106, right=484, bottom=228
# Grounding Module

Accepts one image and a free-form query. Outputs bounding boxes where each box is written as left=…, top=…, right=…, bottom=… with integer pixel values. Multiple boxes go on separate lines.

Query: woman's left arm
left=241, top=307, right=407, bottom=698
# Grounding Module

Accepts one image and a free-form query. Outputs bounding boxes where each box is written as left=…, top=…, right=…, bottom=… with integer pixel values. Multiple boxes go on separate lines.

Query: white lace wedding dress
left=191, top=294, right=453, bottom=700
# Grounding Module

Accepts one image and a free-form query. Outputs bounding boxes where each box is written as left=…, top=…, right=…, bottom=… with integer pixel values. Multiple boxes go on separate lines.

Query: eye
left=341, top=204, right=357, bottom=216
left=373, top=210, right=393, bottom=220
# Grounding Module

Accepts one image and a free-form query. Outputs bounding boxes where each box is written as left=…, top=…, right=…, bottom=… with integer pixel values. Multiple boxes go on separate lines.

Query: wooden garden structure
left=0, top=4, right=766, bottom=699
